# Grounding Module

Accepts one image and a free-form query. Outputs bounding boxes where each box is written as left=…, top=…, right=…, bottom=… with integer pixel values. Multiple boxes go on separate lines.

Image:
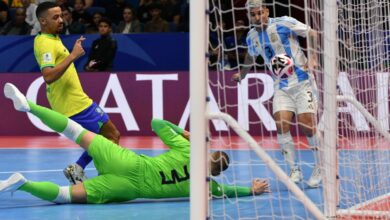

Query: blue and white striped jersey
left=246, top=16, right=312, bottom=89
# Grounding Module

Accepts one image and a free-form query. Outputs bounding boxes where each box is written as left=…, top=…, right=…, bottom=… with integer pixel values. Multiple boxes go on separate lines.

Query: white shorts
left=272, top=79, right=318, bottom=115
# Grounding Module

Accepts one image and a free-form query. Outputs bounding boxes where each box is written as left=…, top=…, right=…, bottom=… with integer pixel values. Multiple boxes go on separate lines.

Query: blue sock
left=76, top=151, right=92, bottom=169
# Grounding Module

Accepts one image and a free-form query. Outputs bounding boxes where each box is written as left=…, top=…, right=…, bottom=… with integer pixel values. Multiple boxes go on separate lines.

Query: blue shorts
left=70, top=102, right=109, bottom=134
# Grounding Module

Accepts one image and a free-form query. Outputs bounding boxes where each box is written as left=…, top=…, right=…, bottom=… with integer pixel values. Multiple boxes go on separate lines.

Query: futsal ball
left=270, top=54, right=294, bottom=79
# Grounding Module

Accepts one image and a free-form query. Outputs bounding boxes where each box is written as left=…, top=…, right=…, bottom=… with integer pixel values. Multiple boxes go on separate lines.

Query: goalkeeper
left=1, top=83, right=269, bottom=204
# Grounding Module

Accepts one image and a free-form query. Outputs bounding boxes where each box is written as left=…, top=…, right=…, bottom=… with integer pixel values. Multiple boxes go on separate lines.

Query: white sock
left=277, top=132, right=297, bottom=169
left=306, top=132, right=322, bottom=165
left=62, top=119, right=85, bottom=142
left=53, top=186, right=71, bottom=204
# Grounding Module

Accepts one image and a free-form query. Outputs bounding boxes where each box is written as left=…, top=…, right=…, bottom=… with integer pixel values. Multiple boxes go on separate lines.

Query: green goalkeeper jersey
left=138, top=119, right=252, bottom=199
left=83, top=119, right=252, bottom=203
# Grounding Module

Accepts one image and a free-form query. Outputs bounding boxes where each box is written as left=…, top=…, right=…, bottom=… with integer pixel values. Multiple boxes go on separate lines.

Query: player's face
left=249, top=6, right=269, bottom=30
left=40, top=7, right=64, bottom=34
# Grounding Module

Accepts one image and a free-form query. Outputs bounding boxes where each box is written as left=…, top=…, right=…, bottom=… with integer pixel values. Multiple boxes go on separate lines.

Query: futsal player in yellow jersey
left=33, top=2, right=120, bottom=184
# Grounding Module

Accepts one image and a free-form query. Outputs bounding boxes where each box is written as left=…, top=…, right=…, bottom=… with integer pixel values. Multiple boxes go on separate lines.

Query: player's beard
left=57, top=24, right=64, bottom=34
left=251, top=18, right=268, bottom=31
left=253, top=23, right=267, bottom=31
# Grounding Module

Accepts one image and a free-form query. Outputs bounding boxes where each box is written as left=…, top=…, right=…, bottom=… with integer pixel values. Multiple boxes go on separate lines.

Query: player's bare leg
left=71, top=183, right=88, bottom=203
left=298, top=112, right=322, bottom=187
left=274, top=110, right=303, bottom=183
left=100, top=120, right=120, bottom=144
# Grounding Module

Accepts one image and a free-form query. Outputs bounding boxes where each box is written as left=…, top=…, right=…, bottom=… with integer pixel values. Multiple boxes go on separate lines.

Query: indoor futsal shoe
left=4, top=83, right=30, bottom=112
left=0, top=173, right=27, bottom=194
left=63, top=163, right=87, bottom=185
left=289, top=167, right=303, bottom=183
left=307, top=165, right=322, bottom=188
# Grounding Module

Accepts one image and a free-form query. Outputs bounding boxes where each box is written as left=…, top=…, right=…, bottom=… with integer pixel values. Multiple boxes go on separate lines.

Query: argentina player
left=232, top=0, right=322, bottom=187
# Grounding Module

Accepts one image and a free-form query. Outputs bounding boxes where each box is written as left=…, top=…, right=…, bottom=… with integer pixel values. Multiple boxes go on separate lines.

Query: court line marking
left=1, top=161, right=389, bottom=175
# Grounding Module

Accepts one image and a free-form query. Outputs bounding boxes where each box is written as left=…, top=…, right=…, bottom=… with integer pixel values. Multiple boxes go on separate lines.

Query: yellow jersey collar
left=39, top=32, right=59, bottom=39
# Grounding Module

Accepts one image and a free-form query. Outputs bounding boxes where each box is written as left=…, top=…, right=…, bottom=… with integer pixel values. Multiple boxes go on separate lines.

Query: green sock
left=19, top=181, right=60, bottom=202
left=27, top=101, right=87, bottom=145
left=28, top=101, right=68, bottom=133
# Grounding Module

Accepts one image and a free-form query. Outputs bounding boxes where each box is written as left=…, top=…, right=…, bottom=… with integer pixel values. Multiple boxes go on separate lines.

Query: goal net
left=333, top=0, right=390, bottom=218
left=189, top=0, right=390, bottom=219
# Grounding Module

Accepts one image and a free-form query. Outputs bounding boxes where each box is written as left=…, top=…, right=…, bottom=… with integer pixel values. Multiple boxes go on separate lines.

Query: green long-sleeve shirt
left=139, top=119, right=252, bottom=199
left=83, top=119, right=253, bottom=204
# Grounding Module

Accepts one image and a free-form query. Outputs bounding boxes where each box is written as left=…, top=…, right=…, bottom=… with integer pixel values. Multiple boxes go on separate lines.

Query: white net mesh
left=334, top=0, right=390, bottom=216
left=206, top=0, right=390, bottom=219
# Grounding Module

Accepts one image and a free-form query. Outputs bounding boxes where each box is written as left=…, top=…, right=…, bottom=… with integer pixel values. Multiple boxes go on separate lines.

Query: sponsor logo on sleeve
left=43, top=53, right=53, bottom=63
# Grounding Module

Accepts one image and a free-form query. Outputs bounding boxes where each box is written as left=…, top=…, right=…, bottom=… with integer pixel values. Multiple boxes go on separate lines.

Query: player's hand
left=231, top=73, right=243, bottom=83
left=251, top=178, right=270, bottom=195
left=182, top=130, right=190, bottom=140
left=71, top=36, right=86, bottom=59
left=307, top=58, right=319, bottom=71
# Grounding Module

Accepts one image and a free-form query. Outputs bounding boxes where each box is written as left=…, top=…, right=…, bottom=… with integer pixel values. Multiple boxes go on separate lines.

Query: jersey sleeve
left=210, top=180, right=252, bottom=198
left=280, top=16, right=311, bottom=37
left=34, top=39, right=57, bottom=70
left=246, top=28, right=259, bottom=57
left=151, top=118, right=188, bottom=151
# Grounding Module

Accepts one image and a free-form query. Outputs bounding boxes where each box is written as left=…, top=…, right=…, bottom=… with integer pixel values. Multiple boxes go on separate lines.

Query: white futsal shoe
left=307, top=165, right=322, bottom=188
left=289, top=167, right=303, bottom=183
left=4, top=83, right=30, bottom=112
left=63, top=163, right=87, bottom=185
left=0, top=173, right=27, bottom=194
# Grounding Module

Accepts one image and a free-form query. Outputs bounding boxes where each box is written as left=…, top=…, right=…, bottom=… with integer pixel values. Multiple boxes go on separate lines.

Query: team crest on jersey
left=270, top=33, right=278, bottom=42
left=43, top=53, right=52, bottom=62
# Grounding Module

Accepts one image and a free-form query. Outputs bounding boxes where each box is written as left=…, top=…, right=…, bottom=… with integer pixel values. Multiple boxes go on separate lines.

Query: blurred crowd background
left=0, top=0, right=190, bottom=35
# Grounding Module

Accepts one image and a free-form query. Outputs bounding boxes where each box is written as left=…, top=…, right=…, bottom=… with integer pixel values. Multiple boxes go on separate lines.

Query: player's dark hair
left=218, top=151, right=230, bottom=172
left=36, top=2, right=58, bottom=18
left=211, top=151, right=230, bottom=176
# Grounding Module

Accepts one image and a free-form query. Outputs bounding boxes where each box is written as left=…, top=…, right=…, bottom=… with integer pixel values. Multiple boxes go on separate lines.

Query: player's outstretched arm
left=151, top=118, right=190, bottom=150
left=231, top=53, right=255, bottom=83
left=42, top=36, right=86, bottom=84
left=307, top=29, right=319, bottom=71
left=4, top=83, right=95, bottom=150
left=211, top=178, right=270, bottom=198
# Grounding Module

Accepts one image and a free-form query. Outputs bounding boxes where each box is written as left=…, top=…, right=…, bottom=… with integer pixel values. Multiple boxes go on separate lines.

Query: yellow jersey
left=34, top=33, right=92, bottom=117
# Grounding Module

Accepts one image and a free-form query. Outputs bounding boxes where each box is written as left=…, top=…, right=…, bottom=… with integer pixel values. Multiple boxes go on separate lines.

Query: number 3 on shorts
left=306, top=91, right=313, bottom=103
